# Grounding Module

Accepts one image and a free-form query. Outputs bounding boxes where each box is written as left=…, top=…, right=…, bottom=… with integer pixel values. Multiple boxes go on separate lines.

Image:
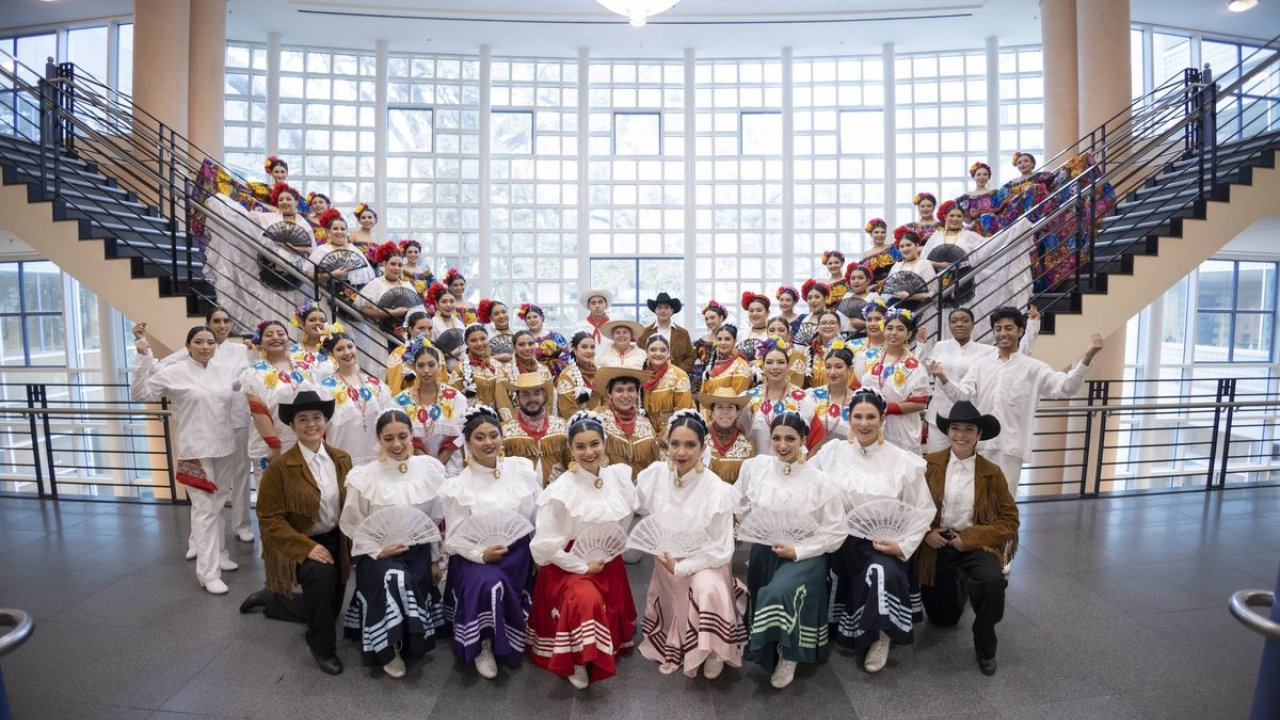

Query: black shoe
left=311, top=649, right=343, bottom=675
left=976, top=654, right=997, bottom=676
left=239, top=587, right=275, bottom=614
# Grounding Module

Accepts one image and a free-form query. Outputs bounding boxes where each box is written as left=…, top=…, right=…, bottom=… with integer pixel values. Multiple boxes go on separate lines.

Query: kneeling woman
left=528, top=410, right=638, bottom=690
left=339, top=409, right=450, bottom=678
left=635, top=409, right=746, bottom=678
left=737, top=413, right=846, bottom=689
left=440, top=406, right=542, bottom=679
left=811, top=390, right=934, bottom=674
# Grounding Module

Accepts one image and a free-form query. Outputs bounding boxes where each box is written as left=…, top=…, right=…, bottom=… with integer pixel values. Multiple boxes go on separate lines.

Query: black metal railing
left=0, top=382, right=178, bottom=503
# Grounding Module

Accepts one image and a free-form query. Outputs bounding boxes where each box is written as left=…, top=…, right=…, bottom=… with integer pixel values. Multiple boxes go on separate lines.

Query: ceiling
left=2, top=0, right=1277, bottom=57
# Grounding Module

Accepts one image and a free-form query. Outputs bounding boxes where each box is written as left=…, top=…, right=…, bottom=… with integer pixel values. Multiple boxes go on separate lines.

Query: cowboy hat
left=502, top=371, right=553, bottom=398
left=278, top=389, right=336, bottom=425
left=646, top=292, right=683, bottom=313
left=936, top=400, right=1001, bottom=440
left=696, top=386, right=750, bottom=409
left=599, top=319, right=646, bottom=341
left=594, top=366, right=653, bottom=394
left=580, top=288, right=613, bottom=310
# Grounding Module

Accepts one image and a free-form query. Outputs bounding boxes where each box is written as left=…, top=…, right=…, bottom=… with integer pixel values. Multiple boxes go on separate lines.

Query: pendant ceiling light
left=594, top=0, right=684, bottom=27
left=1227, top=0, right=1258, bottom=11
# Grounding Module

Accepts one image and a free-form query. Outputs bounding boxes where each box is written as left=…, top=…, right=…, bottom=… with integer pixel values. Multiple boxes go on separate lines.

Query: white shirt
left=918, top=320, right=1041, bottom=426
left=596, top=343, right=646, bottom=370
left=157, top=339, right=252, bottom=429
left=734, top=456, right=847, bottom=561
left=432, top=313, right=465, bottom=339
left=941, top=351, right=1091, bottom=459
left=131, top=355, right=239, bottom=460
left=530, top=465, right=637, bottom=574
left=339, top=455, right=447, bottom=559
left=440, top=456, right=542, bottom=564
left=301, top=443, right=341, bottom=535
left=357, top=276, right=425, bottom=316
left=652, top=323, right=673, bottom=341
left=941, top=452, right=977, bottom=531
left=635, top=462, right=741, bottom=577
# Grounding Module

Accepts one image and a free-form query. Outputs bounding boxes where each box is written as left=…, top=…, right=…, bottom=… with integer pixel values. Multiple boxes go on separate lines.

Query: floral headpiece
left=1011, top=151, right=1033, bottom=166
left=830, top=337, right=852, bottom=353
left=477, top=298, right=498, bottom=324
left=755, top=337, right=790, bottom=364
left=936, top=199, right=959, bottom=220
left=248, top=320, right=281, bottom=348
left=862, top=297, right=890, bottom=320
left=403, top=337, right=441, bottom=364
left=444, top=267, right=465, bottom=285
left=702, top=300, right=728, bottom=318
left=399, top=238, right=422, bottom=252
left=969, top=161, right=991, bottom=177
left=517, top=302, right=544, bottom=321
left=883, top=307, right=916, bottom=330
left=353, top=202, right=375, bottom=218
left=821, top=250, right=845, bottom=264
left=306, top=191, right=328, bottom=204
left=425, top=281, right=450, bottom=306
left=740, top=292, right=771, bottom=311
left=864, top=218, right=887, bottom=233
left=372, top=241, right=401, bottom=266
left=292, top=300, right=324, bottom=328
left=912, top=192, right=936, bottom=207
left=264, top=155, right=286, bottom=173
left=317, top=208, right=343, bottom=229
left=269, top=182, right=300, bottom=207
left=801, top=279, right=831, bottom=298
left=775, top=286, right=800, bottom=301
left=893, top=225, right=919, bottom=246
left=318, top=321, right=345, bottom=342
left=463, top=404, right=500, bottom=423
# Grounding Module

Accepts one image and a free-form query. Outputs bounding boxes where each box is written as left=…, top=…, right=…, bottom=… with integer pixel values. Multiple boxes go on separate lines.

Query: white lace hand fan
left=451, top=512, right=534, bottom=555
left=625, top=516, right=710, bottom=558
left=844, top=498, right=935, bottom=545
left=351, top=506, right=441, bottom=557
left=735, top=508, right=819, bottom=546
left=569, top=522, right=628, bottom=564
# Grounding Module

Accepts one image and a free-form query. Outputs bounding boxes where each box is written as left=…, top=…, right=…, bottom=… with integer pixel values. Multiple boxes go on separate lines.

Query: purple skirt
left=443, top=534, right=535, bottom=666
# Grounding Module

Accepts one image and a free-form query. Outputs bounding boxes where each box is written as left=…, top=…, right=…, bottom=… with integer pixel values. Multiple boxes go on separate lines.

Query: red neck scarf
left=587, top=314, right=609, bottom=341
left=612, top=407, right=637, bottom=435
left=710, top=427, right=740, bottom=456
left=643, top=363, right=669, bottom=392
left=516, top=356, right=538, bottom=374
left=711, top=352, right=741, bottom=377
left=518, top=411, right=549, bottom=440
left=469, top=353, right=489, bottom=368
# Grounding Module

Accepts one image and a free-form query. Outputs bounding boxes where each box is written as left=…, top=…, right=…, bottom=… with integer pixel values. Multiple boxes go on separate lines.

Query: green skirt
left=743, top=543, right=831, bottom=670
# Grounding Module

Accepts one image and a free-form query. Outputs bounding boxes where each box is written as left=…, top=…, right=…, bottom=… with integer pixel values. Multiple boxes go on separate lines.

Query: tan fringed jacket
left=256, top=443, right=353, bottom=597
left=917, top=449, right=1019, bottom=586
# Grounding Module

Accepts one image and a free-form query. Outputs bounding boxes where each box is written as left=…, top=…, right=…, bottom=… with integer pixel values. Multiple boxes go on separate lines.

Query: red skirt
left=526, top=557, right=637, bottom=682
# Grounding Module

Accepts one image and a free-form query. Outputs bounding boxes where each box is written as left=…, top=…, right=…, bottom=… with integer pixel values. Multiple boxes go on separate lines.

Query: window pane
left=1197, top=260, right=1234, bottom=310
left=0, top=316, right=22, bottom=365
left=491, top=110, right=533, bottom=154
left=117, top=24, right=134, bottom=96
left=839, top=110, right=884, bottom=154
left=1233, top=313, right=1272, bottom=360
left=1236, top=262, right=1275, bottom=311
left=67, top=26, right=109, bottom=82
left=740, top=112, right=781, bottom=155
left=1194, top=312, right=1231, bottom=361
left=614, top=113, right=661, bottom=156
left=15, top=34, right=56, bottom=70
left=25, top=315, right=65, bottom=364
left=1152, top=33, right=1190, bottom=88
left=22, top=261, right=63, bottom=312
left=388, top=108, right=433, bottom=152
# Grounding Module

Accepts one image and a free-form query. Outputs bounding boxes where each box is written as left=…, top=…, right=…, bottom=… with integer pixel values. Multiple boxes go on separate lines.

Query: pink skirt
left=638, top=562, right=748, bottom=677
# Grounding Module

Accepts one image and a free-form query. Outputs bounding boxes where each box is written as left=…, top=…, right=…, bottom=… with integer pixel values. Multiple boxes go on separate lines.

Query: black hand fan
left=836, top=295, right=867, bottom=320
left=793, top=323, right=816, bottom=347
left=736, top=338, right=760, bottom=362
left=927, top=244, right=968, bottom=264
left=264, top=221, right=313, bottom=248
left=317, top=248, right=368, bottom=274
left=376, top=286, right=424, bottom=333
left=489, top=334, right=513, bottom=358
left=434, top=328, right=465, bottom=358
left=881, top=271, right=928, bottom=299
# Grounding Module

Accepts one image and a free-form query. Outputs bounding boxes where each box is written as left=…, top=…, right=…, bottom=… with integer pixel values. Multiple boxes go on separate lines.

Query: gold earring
left=877, top=429, right=885, bottom=444
left=667, top=458, right=676, bottom=471
left=376, top=449, right=387, bottom=462
left=695, top=461, right=705, bottom=473
left=464, top=455, right=473, bottom=469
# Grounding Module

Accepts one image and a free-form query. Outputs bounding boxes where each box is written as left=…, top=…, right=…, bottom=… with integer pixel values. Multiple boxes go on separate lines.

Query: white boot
left=770, top=659, right=797, bottom=689
left=202, top=578, right=229, bottom=595
left=383, top=651, right=406, bottom=679
left=568, top=664, right=590, bottom=690
left=864, top=632, right=890, bottom=673
left=475, top=639, right=498, bottom=679
left=703, top=657, right=724, bottom=680
left=218, top=551, right=239, bottom=571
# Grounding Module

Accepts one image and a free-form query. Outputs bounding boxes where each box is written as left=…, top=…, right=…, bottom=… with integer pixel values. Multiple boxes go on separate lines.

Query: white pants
left=985, top=450, right=1024, bottom=499
left=228, top=425, right=253, bottom=536
left=924, top=421, right=951, bottom=454
left=188, top=454, right=237, bottom=585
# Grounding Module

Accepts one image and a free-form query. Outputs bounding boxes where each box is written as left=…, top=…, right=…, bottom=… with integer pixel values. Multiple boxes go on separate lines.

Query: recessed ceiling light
left=1228, top=0, right=1258, bottom=12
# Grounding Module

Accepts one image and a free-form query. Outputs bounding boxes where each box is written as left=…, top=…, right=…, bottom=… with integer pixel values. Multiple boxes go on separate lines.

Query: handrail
left=0, top=609, right=34, bottom=658
left=1229, top=590, right=1280, bottom=641
left=0, top=406, right=174, bottom=417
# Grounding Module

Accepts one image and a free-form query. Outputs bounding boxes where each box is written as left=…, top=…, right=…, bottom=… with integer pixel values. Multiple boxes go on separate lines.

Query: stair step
left=58, top=202, right=171, bottom=235
left=0, top=134, right=106, bottom=175
left=2, top=163, right=137, bottom=204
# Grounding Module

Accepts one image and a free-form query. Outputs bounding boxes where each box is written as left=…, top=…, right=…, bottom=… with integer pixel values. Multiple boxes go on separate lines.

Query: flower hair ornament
left=291, top=300, right=323, bottom=328
left=936, top=200, right=958, bottom=220
left=517, top=303, right=543, bottom=321
left=353, top=202, right=375, bottom=218
left=399, top=239, right=422, bottom=253
left=830, top=337, right=851, bottom=353
left=264, top=155, right=286, bottom=173
left=864, top=218, right=887, bottom=233
left=248, top=320, right=277, bottom=349
left=444, top=268, right=465, bottom=285
left=702, top=299, right=729, bottom=318
left=317, top=208, right=343, bottom=230
left=821, top=250, right=845, bottom=265
left=268, top=182, right=300, bottom=207
left=776, top=286, right=800, bottom=301
left=741, top=292, right=770, bottom=311
left=1011, top=151, right=1033, bottom=167
left=883, top=307, right=915, bottom=330
left=477, top=298, right=498, bottom=324
left=425, top=281, right=450, bottom=307
left=372, top=241, right=401, bottom=266
left=755, top=337, right=790, bottom=365
left=912, top=192, right=937, bottom=207
left=800, top=279, right=830, bottom=299
left=862, top=296, right=890, bottom=320
left=969, top=161, right=991, bottom=177
left=463, top=404, right=501, bottom=423
left=318, top=321, right=345, bottom=343
left=893, top=225, right=919, bottom=246
left=400, top=337, right=444, bottom=379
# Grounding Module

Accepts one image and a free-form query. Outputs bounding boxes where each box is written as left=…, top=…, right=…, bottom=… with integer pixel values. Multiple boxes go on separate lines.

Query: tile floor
left=0, top=486, right=1276, bottom=720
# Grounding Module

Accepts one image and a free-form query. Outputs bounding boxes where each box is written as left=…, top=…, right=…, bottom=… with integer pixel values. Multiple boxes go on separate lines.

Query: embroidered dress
left=440, top=456, right=542, bottom=667
left=852, top=341, right=884, bottom=384
left=707, top=429, right=755, bottom=485
left=635, top=463, right=747, bottom=677
left=555, top=361, right=597, bottom=420
left=956, top=191, right=999, bottom=231
left=599, top=408, right=660, bottom=481
left=393, top=386, right=468, bottom=475
left=290, top=342, right=335, bottom=378
left=528, top=465, right=639, bottom=683
left=318, top=372, right=394, bottom=466
left=339, top=455, right=450, bottom=668
left=811, top=440, right=934, bottom=650
left=641, top=364, right=694, bottom=439
left=788, top=348, right=811, bottom=389
left=736, top=456, right=846, bottom=671
left=240, top=359, right=316, bottom=467
left=449, top=354, right=503, bottom=410
left=860, top=353, right=930, bottom=454
left=806, top=386, right=854, bottom=445
left=861, top=246, right=901, bottom=293
left=534, top=331, right=568, bottom=376
left=742, top=385, right=815, bottom=457
left=699, top=354, right=754, bottom=397
left=905, top=220, right=938, bottom=245
left=501, top=414, right=570, bottom=486
left=827, top=279, right=850, bottom=307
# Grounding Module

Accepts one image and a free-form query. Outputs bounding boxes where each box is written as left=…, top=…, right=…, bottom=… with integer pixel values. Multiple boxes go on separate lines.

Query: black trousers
left=920, top=547, right=1006, bottom=660
left=263, top=528, right=346, bottom=656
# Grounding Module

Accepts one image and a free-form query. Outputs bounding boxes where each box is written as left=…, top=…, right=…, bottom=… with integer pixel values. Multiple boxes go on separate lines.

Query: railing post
left=35, top=384, right=57, bottom=499
left=1206, top=377, right=1227, bottom=490
left=1217, top=377, right=1238, bottom=489
left=24, top=384, right=44, bottom=498
left=159, top=398, right=178, bottom=503
left=167, top=125, right=179, bottom=284
left=1079, top=379, right=1101, bottom=496
left=1090, top=379, right=1111, bottom=495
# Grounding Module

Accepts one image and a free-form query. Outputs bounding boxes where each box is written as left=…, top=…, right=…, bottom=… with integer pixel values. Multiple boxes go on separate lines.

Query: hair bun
left=463, top=404, right=500, bottom=422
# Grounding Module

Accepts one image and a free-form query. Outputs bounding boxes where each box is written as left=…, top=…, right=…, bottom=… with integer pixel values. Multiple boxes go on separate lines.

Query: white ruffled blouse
left=635, top=462, right=741, bottom=577
left=530, top=464, right=637, bottom=573
left=439, top=456, right=543, bottom=563
left=339, top=455, right=448, bottom=559
left=734, top=455, right=847, bottom=562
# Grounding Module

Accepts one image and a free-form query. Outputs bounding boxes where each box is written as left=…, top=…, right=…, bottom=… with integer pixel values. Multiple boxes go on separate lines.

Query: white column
left=986, top=36, right=1001, bottom=173
left=478, top=45, right=492, bottom=297
left=576, top=48, right=590, bottom=299
left=781, top=47, right=795, bottom=288
left=881, top=43, right=896, bottom=226
left=683, top=48, right=697, bottom=330
left=374, top=40, right=389, bottom=226
left=265, top=32, right=281, bottom=157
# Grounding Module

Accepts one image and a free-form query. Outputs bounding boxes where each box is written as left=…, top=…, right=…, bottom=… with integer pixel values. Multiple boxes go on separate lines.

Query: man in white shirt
left=240, top=388, right=353, bottom=676
left=573, top=288, right=613, bottom=344
left=927, top=305, right=1104, bottom=497
left=595, top=319, right=647, bottom=370
left=918, top=401, right=1019, bottom=677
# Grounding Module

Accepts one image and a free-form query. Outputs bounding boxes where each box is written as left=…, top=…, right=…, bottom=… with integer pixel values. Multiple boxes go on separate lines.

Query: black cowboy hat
left=646, top=292, right=683, bottom=313
left=936, top=400, right=1001, bottom=440
left=278, top=389, right=336, bottom=425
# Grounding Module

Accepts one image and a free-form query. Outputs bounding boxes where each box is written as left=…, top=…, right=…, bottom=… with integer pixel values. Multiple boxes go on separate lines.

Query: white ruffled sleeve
left=674, top=481, right=741, bottom=577
left=530, top=499, right=589, bottom=574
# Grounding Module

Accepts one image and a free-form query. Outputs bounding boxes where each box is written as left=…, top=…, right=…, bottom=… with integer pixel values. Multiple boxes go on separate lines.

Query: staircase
left=0, top=45, right=1277, bottom=368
